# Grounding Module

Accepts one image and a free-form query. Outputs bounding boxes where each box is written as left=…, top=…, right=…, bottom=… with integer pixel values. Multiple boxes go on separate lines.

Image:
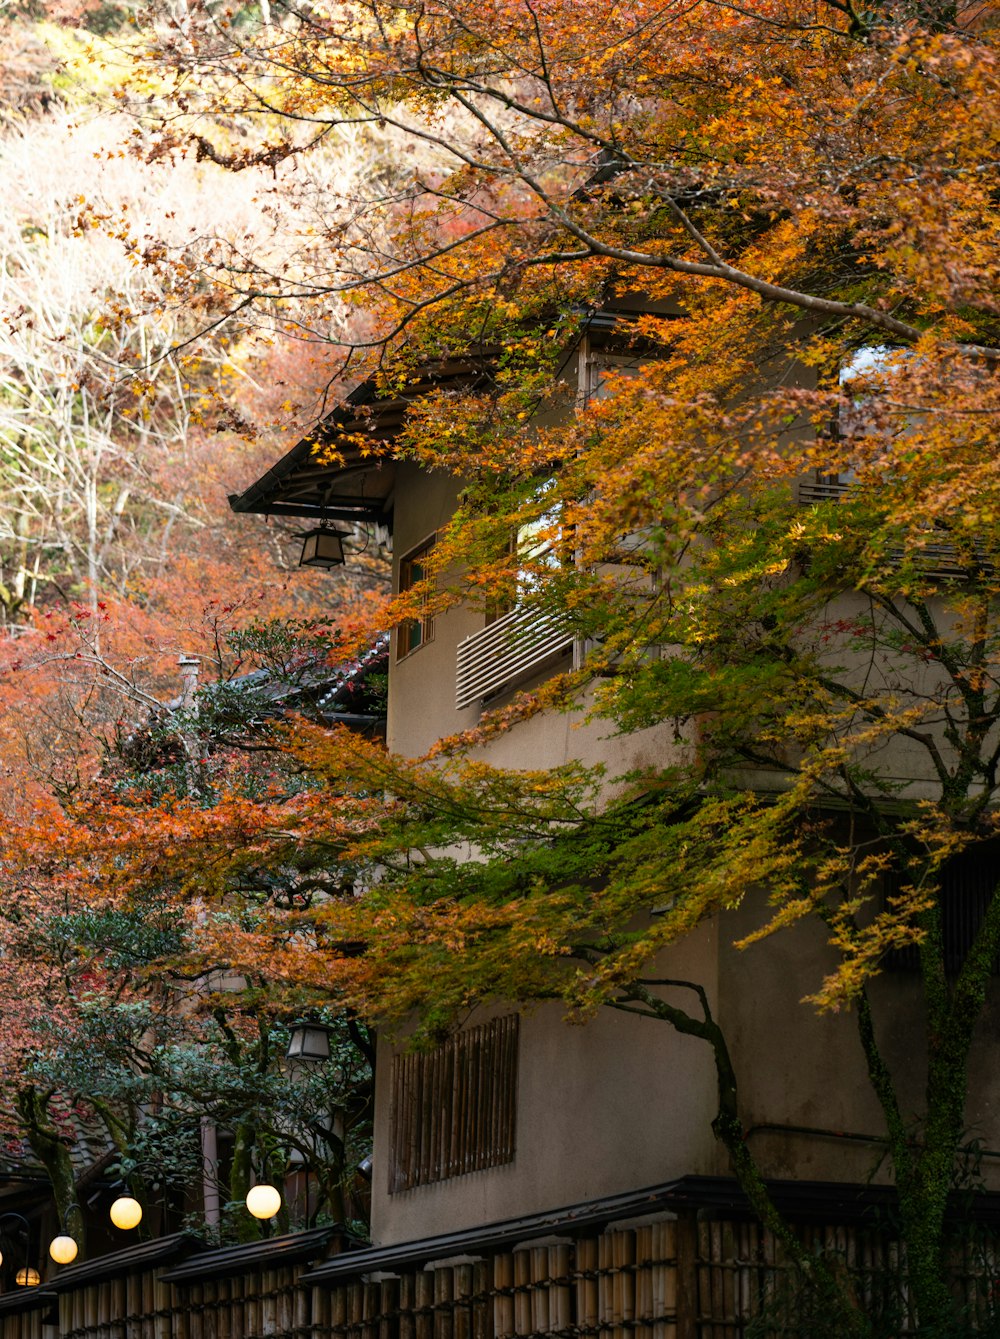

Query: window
left=838, top=345, right=899, bottom=440
left=883, top=843, right=1000, bottom=975
left=801, top=346, right=910, bottom=502
left=516, top=493, right=562, bottom=590
left=457, top=485, right=573, bottom=707
left=485, top=480, right=562, bottom=614
left=388, top=1015, right=519, bottom=1192
left=397, top=538, right=435, bottom=660
left=578, top=350, right=642, bottom=406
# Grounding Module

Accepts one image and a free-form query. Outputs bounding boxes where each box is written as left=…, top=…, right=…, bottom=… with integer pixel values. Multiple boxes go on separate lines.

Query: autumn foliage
left=2, top=0, right=1000, bottom=1326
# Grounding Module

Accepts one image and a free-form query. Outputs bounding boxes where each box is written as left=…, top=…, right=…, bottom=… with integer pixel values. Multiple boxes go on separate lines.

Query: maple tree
left=120, top=0, right=995, bottom=367
left=3, top=0, right=997, bottom=1328
left=0, top=617, right=384, bottom=1245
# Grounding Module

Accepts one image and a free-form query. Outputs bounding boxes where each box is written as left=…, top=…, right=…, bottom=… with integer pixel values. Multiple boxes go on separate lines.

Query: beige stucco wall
left=373, top=397, right=1000, bottom=1251
left=388, top=460, right=686, bottom=777
left=377, top=462, right=719, bottom=1248
left=370, top=923, right=721, bottom=1246
left=719, top=903, right=1000, bottom=1191
left=370, top=890, right=1000, bottom=1248
left=388, top=462, right=480, bottom=759
left=718, top=903, right=894, bottom=1186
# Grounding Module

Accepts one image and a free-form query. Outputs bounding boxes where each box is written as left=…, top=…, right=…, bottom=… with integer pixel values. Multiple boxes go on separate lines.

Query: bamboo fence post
left=493, top=1253, right=513, bottom=1339
left=454, top=1264, right=473, bottom=1339
left=217, top=1277, right=233, bottom=1339
left=512, top=1252, right=530, bottom=1338
left=549, top=1244, right=571, bottom=1336
left=575, top=1237, right=598, bottom=1336
left=433, top=1265, right=453, bottom=1339
left=277, top=1270, right=294, bottom=1339
left=414, top=1270, right=433, bottom=1339
left=399, top=1274, right=415, bottom=1339
left=205, top=1279, right=219, bottom=1339
left=529, top=1249, right=548, bottom=1337
left=673, top=1213, right=697, bottom=1339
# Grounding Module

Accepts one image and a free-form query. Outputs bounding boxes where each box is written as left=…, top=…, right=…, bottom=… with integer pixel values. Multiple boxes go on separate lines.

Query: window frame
left=396, top=535, right=436, bottom=662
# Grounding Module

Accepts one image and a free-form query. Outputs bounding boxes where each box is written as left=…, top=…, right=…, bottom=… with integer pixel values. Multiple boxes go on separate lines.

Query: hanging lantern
left=109, top=1196, right=143, bottom=1230
left=286, top=1021, right=333, bottom=1061
left=298, top=527, right=346, bottom=570
left=16, top=1267, right=40, bottom=1287
left=245, top=1184, right=281, bottom=1220
left=49, top=1235, right=78, bottom=1265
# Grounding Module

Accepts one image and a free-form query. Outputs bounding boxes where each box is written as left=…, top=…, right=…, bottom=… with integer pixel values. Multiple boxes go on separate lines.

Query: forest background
left=0, top=4, right=390, bottom=1249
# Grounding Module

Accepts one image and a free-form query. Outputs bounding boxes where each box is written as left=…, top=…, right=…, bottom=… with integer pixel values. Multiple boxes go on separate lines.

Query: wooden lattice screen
left=167, top=1266, right=310, bottom=1339
left=389, top=1015, right=519, bottom=1193
left=58, top=1268, right=173, bottom=1339
left=13, top=1214, right=1000, bottom=1339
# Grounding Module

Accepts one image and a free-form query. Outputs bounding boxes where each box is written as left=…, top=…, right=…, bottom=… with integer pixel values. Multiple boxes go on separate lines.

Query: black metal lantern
left=286, top=1021, right=334, bottom=1061
left=0, top=1212, right=34, bottom=1287
left=299, top=527, right=346, bottom=570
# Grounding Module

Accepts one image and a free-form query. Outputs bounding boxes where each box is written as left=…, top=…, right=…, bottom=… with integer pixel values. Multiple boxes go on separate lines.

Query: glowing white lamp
left=16, top=1267, right=40, bottom=1287
left=109, top=1196, right=143, bottom=1230
left=49, top=1235, right=78, bottom=1264
left=245, top=1184, right=281, bottom=1220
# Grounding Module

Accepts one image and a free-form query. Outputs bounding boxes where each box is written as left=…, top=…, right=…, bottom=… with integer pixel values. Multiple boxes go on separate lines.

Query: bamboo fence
left=1, top=1215, right=999, bottom=1339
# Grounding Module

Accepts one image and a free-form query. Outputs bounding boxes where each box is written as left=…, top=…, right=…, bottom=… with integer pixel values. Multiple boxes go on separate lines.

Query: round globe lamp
left=245, top=1184, right=281, bottom=1220
left=109, top=1196, right=143, bottom=1231
left=49, top=1235, right=78, bottom=1265
left=16, top=1267, right=40, bottom=1287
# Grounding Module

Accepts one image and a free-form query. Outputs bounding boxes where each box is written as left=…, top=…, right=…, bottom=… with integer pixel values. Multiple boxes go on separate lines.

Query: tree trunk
left=229, top=1121, right=258, bottom=1243
left=17, top=1086, right=83, bottom=1250
left=613, top=981, right=869, bottom=1335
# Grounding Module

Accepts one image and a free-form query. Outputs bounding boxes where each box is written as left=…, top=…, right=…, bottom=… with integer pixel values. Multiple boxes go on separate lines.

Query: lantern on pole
left=49, top=1235, right=78, bottom=1265
left=0, top=1212, right=36, bottom=1289
left=245, top=1184, right=282, bottom=1220
left=109, top=1196, right=143, bottom=1231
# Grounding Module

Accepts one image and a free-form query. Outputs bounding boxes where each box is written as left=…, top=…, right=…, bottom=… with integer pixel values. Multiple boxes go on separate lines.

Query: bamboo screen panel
left=693, top=1218, right=1000, bottom=1337
left=0, top=1308, right=46, bottom=1339
left=168, top=1264, right=309, bottom=1339
left=59, top=1269, right=172, bottom=1339
left=389, top=1015, right=519, bottom=1193
left=312, top=1222, right=680, bottom=1339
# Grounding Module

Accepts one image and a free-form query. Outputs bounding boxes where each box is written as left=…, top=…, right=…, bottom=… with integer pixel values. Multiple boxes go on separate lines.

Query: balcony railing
left=797, top=475, right=851, bottom=505
left=455, top=606, right=573, bottom=709
left=797, top=474, right=989, bottom=579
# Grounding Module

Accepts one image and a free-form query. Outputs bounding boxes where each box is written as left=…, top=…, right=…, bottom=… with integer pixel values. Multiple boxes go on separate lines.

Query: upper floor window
left=802, top=346, right=909, bottom=502
left=579, top=350, right=642, bottom=406
left=397, top=537, right=435, bottom=660
left=457, top=485, right=573, bottom=707
left=514, top=481, right=564, bottom=596
left=388, top=1014, right=519, bottom=1193
left=837, top=345, right=911, bottom=442
left=883, top=842, right=1000, bottom=976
